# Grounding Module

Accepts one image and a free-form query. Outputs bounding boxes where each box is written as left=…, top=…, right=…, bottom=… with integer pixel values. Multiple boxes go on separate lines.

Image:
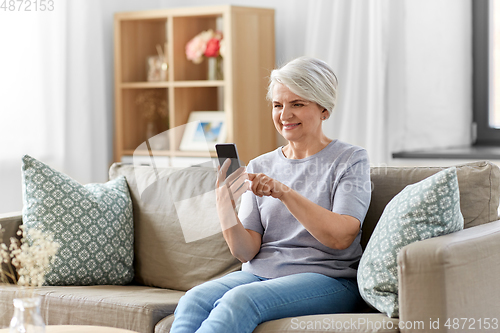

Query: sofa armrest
left=0, top=212, right=22, bottom=244
left=0, top=212, right=22, bottom=284
left=397, top=220, right=500, bottom=333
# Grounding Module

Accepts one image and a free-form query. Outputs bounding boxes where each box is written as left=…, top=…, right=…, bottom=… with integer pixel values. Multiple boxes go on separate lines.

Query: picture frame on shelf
left=179, top=111, right=226, bottom=151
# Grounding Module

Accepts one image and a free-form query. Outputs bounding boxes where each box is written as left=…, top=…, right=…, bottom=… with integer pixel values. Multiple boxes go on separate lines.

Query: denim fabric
left=170, top=271, right=362, bottom=333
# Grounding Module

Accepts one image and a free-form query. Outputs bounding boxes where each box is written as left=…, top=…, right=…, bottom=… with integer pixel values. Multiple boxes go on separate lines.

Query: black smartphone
left=215, top=143, right=241, bottom=178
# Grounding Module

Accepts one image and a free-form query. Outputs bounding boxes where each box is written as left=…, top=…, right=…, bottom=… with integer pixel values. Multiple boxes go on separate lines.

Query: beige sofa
left=1, top=160, right=500, bottom=333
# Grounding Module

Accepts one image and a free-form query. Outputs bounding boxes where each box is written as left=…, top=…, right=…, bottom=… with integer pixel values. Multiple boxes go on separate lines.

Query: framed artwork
left=179, top=111, right=226, bottom=151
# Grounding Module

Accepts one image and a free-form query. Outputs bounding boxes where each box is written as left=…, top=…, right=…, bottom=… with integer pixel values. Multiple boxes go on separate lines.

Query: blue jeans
left=170, top=271, right=362, bottom=333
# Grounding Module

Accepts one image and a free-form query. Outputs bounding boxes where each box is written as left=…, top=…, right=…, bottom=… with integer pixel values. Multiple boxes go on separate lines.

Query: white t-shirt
left=238, top=140, right=371, bottom=279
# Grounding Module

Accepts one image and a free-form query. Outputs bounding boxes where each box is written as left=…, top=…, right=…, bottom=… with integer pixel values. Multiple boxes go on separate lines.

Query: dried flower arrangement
left=135, top=90, right=169, bottom=123
left=135, top=90, right=169, bottom=146
left=0, top=224, right=60, bottom=291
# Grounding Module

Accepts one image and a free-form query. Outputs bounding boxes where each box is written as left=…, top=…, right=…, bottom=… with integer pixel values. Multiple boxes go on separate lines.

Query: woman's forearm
left=221, top=218, right=261, bottom=263
left=279, top=188, right=360, bottom=250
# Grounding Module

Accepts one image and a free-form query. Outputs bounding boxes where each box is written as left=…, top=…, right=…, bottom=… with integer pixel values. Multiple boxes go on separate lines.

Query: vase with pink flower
left=185, top=29, right=224, bottom=80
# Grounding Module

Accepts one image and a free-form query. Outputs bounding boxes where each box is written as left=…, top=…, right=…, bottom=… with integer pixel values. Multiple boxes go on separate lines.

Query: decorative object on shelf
left=180, top=111, right=226, bottom=151
left=135, top=90, right=169, bottom=150
left=185, top=29, right=224, bottom=80
left=147, top=43, right=168, bottom=81
left=0, top=224, right=60, bottom=333
left=207, top=56, right=223, bottom=81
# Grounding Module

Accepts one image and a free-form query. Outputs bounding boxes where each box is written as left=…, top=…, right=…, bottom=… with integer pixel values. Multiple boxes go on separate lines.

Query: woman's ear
left=322, top=109, right=329, bottom=120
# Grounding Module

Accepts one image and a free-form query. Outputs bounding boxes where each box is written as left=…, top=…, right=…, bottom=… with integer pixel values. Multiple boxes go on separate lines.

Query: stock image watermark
left=290, top=317, right=499, bottom=331
left=1, top=0, right=54, bottom=11
left=133, top=125, right=386, bottom=243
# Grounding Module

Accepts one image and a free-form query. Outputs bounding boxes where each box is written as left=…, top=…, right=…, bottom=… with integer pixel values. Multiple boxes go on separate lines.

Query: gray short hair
left=267, top=57, right=338, bottom=116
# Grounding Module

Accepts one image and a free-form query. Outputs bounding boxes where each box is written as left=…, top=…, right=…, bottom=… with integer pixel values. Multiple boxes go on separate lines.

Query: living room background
left=0, top=0, right=472, bottom=214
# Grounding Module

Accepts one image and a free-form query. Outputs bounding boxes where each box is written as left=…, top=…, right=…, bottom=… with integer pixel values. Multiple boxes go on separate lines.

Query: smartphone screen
left=215, top=143, right=241, bottom=178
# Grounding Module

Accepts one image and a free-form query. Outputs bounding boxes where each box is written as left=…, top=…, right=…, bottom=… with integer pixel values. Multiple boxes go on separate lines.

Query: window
left=473, top=0, right=500, bottom=144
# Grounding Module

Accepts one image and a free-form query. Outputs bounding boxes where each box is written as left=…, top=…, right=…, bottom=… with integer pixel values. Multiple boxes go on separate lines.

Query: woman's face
left=272, top=83, right=327, bottom=143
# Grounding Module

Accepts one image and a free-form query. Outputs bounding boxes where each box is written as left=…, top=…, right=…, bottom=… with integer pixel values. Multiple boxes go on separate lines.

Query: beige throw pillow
left=109, top=163, right=241, bottom=291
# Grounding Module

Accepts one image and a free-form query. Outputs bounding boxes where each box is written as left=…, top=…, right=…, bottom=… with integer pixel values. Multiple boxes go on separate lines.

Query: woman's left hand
left=249, top=172, right=360, bottom=250
left=247, top=173, right=290, bottom=199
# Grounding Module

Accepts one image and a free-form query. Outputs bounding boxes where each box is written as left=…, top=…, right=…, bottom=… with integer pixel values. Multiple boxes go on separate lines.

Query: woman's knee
left=175, top=281, right=217, bottom=313
left=214, top=283, right=262, bottom=314
left=177, top=272, right=260, bottom=311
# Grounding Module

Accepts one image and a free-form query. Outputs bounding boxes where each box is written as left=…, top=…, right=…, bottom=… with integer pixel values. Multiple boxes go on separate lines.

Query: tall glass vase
left=10, top=297, right=45, bottom=333
left=207, top=56, right=223, bottom=80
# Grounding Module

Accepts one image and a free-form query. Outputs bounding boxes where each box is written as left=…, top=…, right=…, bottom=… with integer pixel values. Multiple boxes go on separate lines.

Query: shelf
left=126, top=149, right=171, bottom=156
left=172, top=150, right=217, bottom=157
left=121, top=82, right=170, bottom=89
left=172, top=80, right=224, bottom=87
left=125, top=149, right=216, bottom=158
left=120, top=80, right=225, bottom=89
left=114, top=5, right=276, bottom=165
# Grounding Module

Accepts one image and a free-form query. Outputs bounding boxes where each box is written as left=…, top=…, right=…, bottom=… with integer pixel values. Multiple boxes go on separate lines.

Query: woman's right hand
left=215, top=159, right=261, bottom=263
left=216, top=159, right=250, bottom=207
left=215, top=159, right=249, bottom=230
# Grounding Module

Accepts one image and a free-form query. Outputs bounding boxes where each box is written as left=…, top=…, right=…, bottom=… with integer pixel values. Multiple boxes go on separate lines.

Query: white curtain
left=0, top=8, right=67, bottom=213
left=0, top=0, right=168, bottom=214
left=304, top=0, right=389, bottom=165
left=0, top=0, right=112, bottom=213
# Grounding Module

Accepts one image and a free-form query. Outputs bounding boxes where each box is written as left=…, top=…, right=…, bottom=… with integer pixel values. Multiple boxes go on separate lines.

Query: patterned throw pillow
left=21, top=155, right=134, bottom=286
left=357, top=167, right=464, bottom=317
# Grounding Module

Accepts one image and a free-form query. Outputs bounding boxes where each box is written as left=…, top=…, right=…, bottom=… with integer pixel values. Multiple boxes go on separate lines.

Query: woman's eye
left=294, top=103, right=303, bottom=107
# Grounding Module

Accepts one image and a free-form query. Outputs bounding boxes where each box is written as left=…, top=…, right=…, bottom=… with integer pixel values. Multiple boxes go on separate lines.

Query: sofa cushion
left=362, top=161, right=500, bottom=249
left=21, top=155, right=134, bottom=286
left=254, top=313, right=400, bottom=333
left=0, top=284, right=184, bottom=333
left=153, top=313, right=400, bottom=333
left=358, top=167, right=464, bottom=318
left=109, top=163, right=241, bottom=292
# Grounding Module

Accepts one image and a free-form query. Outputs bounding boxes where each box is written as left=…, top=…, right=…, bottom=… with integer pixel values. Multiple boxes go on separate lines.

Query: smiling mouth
left=283, top=123, right=301, bottom=130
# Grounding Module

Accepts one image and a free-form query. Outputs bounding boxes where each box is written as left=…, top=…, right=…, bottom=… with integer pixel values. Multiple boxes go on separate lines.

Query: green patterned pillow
left=21, top=155, right=134, bottom=286
left=358, top=167, right=464, bottom=317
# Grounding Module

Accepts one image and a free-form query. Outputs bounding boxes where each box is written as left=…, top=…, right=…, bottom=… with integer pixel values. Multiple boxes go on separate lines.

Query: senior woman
left=170, top=56, right=371, bottom=333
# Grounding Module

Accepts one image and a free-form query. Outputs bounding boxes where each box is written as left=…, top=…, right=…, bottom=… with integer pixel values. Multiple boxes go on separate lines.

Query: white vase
left=10, top=297, right=45, bottom=333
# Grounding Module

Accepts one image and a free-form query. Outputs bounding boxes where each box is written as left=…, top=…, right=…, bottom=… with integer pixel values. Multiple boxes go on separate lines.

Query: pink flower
left=204, top=38, right=220, bottom=57
left=185, top=36, right=206, bottom=64
left=186, top=30, right=224, bottom=63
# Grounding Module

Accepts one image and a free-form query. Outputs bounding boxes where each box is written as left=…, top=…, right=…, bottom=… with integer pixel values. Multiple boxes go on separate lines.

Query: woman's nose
left=280, top=105, right=292, bottom=121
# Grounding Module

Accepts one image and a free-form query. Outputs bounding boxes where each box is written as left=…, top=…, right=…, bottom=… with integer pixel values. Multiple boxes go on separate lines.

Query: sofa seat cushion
left=153, top=313, right=400, bottom=333
left=255, top=314, right=400, bottom=333
left=0, top=284, right=184, bottom=333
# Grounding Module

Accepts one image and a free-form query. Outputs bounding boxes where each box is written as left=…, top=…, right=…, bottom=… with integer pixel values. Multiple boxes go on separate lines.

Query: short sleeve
left=238, top=161, right=264, bottom=234
left=331, top=149, right=371, bottom=225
